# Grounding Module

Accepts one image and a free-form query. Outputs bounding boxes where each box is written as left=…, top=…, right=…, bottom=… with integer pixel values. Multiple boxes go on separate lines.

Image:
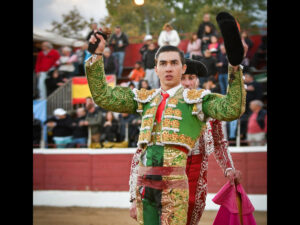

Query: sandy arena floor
left=33, top=206, right=267, bottom=225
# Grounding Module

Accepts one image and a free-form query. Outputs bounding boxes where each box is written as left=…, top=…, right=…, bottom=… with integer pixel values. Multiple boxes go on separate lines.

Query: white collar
left=161, top=84, right=182, bottom=97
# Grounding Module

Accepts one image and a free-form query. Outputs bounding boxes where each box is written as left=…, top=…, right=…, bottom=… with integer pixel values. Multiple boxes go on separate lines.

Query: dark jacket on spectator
left=72, top=116, right=88, bottom=138
left=200, top=56, right=217, bottom=77
left=217, top=52, right=228, bottom=74
left=103, top=55, right=118, bottom=75
left=101, top=119, right=119, bottom=142
left=109, top=32, right=129, bottom=52
left=245, top=81, right=263, bottom=113
left=143, top=48, right=158, bottom=69
left=197, top=22, right=217, bottom=39
left=33, top=118, right=42, bottom=145
left=139, top=44, right=148, bottom=61
left=45, top=115, right=74, bottom=137
left=45, top=75, right=64, bottom=96
left=86, top=107, right=103, bottom=135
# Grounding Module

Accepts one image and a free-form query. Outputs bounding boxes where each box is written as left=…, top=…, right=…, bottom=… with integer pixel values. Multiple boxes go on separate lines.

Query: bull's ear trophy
left=216, top=12, right=244, bottom=66
left=88, top=27, right=112, bottom=54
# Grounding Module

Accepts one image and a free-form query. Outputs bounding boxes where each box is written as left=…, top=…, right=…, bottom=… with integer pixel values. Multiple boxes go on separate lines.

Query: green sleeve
left=85, top=57, right=138, bottom=114
left=202, top=65, right=246, bottom=121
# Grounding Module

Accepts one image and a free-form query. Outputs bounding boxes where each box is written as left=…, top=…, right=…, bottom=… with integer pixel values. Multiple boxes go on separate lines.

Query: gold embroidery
left=142, top=118, right=153, bottom=128
left=163, top=119, right=171, bottom=127
left=170, top=120, right=180, bottom=128
left=137, top=88, right=156, bottom=101
left=174, top=109, right=182, bottom=117
left=145, top=107, right=156, bottom=115
left=187, top=89, right=202, bottom=101
left=168, top=98, right=178, bottom=105
left=164, top=107, right=173, bottom=116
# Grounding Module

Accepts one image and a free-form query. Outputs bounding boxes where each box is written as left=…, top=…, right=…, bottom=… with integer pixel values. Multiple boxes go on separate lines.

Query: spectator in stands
left=100, top=111, right=119, bottom=143
left=75, top=42, right=89, bottom=76
left=240, top=31, right=253, bottom=71
left=139, top=34, right=153, bottom=61
left=208, top=35, right=220, bottom=58
left=216, top=44, right=229, bottom=95
left=35, top=41, right=60, bottom=99
left=244, top=73, right=263, bottom=114
left=143, top=43, right=160, bottom=89
left=117, top=113, right=141, bottom=147
left=247, top=100, right=267, bottom=146
left=199, top=49, right=217, bottom=87
left=250, top=35, right=267, bottom=70
left=45, top=69, right=66, bottom=97
left=197, top=13, right=217, bottom=39
left=58, top=46, right=78, bottom=79
left=69, top=107, right=88, bottom=148
left=200, top=24, right=216, bottom=54
left=128, top=82, right=136, bottom=90
left=33, top=113, right=42, bottom=148
left=109, top=26, right=129, bottom=79
left=138, top=79, right=151, bottom=90
left=203, top=76, right=221, bottom=93
left=239, top=72, right=264, bottom=141
left=86, top=22, right=98, bottom=41
left=128, top=61, right=145, bottom=88
left=186, top=32, right=202, bottom=59
left=158, top=23, right=180, bottom=47
left=103, top=47, right=118, bottom=75
left=44, top=108, right=74, bottom=148
left=84, top=97, right=103, bottom=148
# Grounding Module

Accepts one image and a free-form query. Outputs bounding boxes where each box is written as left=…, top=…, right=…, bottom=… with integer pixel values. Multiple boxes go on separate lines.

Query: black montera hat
left=184, top=58, right=208, bottom=77
left=216, top=12, right=244, bottom=66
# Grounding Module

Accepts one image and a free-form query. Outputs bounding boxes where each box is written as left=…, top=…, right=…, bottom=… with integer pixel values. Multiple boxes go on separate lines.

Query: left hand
left=226, top=169, right=242, bottom=185
left=130, top=200, right=137, bottom=220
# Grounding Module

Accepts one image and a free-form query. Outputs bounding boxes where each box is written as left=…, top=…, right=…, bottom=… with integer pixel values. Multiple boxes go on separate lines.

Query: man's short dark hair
left=155, top=45, right=185, bottom=66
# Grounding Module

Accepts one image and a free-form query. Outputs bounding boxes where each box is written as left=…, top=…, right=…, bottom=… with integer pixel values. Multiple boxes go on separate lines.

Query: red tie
left=155, top=92, right=170, bottom=123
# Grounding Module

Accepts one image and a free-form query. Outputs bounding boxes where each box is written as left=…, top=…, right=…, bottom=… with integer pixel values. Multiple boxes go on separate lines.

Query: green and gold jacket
left=85, top=57, right=246, bottom=152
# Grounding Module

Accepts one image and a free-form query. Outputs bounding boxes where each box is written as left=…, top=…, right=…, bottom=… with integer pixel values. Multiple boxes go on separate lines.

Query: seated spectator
left=44, top=108, right=74, bottom=148
left=69, top=107, right=88, bottom=148
left=45, top=69, right=66, bottom=96
left=117, top=113, right=141, bottom=147
left=100, top=111, right=119, bottom=143
left=103, top=47, right=118, bottom=75
left=197, top=13, right=217, bottom=39
left=84, top=97, right=104, bottom=148
left=208, top=35, right=220, bottom=58
left=58, top=46, right=78, bottom=79
left=33, top=113, right=42, bottom=148
left=138, top=79, right=151, bottom=90
left=203, top=76, right=221, bottom=93
left=247, top=100, right=267, bottom=146
left=186, top=32, right=202, bottom=59
left=143, top=42, right=159, bottom=89
left=139, top=34, right=153, bottom=61
left=128, top=61, right=145, bottom=87
left=158, top=23, right=180, bottom=47
left=199, top=49, right=217, bottom=87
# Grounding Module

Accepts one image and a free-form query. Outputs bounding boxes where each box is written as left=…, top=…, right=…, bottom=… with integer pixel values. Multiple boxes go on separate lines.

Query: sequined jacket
left=85, top=57, right=246, bottom=153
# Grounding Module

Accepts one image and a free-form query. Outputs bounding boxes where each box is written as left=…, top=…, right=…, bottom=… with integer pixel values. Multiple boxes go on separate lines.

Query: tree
left=104, top=0, right=266, bottom=42
left=48, top=6, right=90, bottom=39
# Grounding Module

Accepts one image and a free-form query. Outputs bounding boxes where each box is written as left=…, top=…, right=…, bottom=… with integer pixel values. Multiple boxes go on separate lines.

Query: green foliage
left=48, top=6, right=90, bottom=39
left=104, top=0, right=266, bottom=41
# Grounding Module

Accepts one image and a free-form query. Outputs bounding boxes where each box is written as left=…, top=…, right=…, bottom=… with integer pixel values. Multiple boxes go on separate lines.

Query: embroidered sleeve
left=129, top=148, right=143, bottom=202
left=211, top=119, right=235, bottom=175
left=85, top=57, right=138, bottom=114
left=202, top=65, right=246, bottom=121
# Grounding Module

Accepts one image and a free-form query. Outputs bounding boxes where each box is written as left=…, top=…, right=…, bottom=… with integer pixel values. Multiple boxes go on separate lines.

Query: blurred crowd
left=33, top=13, right=267, bottom=148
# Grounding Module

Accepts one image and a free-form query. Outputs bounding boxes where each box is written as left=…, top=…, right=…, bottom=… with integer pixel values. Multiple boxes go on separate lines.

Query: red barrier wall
left=33, top=151, right=266, bottom=194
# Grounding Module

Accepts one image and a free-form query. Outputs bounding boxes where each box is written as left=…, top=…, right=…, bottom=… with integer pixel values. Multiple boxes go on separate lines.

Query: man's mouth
left=165, top=75, right=173, bottom=80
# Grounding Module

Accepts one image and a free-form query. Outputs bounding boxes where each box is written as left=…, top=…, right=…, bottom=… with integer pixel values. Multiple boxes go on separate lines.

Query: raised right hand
left=89, top=33, right=106, bottom=54
left=130, top=200, right=137, bottom=220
